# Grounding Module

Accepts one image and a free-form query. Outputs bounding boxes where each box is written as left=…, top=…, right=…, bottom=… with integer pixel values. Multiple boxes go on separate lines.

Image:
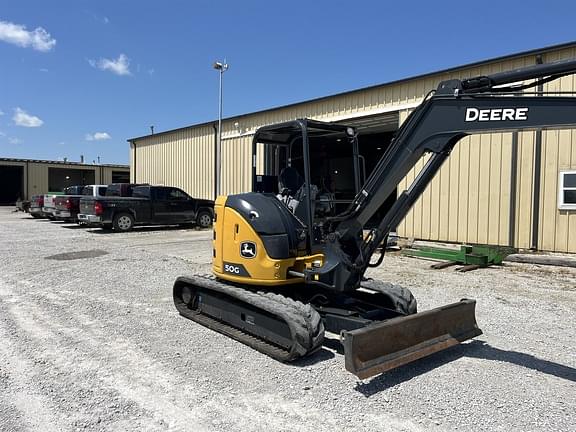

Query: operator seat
left=277, top=166, right=317, bottom=222
left=278, top=167, right=304, bottom=196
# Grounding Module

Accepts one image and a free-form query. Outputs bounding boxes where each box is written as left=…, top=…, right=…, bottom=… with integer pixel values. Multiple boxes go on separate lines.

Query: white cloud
left=0, top=20, right=56, bottom=52
left=39, top=68, right=49, bottom=72
left=0, top=110, right=4, bottom=116
left=8, top=137, right=21, bottom=145
left=89, top=53, right=131, bottom=76
left=90, top=13, right=110, bottom=25
left=85, top=132, right=111, bottom=141
left=0, top=131, right=6, bottom=136
left=13, top=108, right=43, bottom=127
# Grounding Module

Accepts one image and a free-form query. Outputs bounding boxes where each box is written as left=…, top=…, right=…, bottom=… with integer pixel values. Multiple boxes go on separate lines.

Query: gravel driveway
left=0, top=208, right=574, bottom=432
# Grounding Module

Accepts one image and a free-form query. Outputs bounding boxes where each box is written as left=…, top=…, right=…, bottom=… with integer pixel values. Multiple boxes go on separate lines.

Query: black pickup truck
left=78, top=185, right=214, bottom=231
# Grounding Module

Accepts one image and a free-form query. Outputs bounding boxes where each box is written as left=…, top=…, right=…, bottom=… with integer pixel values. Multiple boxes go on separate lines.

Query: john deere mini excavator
left=174, top=57, right=576, bottom=378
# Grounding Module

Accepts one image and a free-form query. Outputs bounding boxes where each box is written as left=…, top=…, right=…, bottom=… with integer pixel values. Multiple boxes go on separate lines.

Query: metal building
left=0, top=158, right=130, bottom=204
left=128, top=42, right=576, bottom=253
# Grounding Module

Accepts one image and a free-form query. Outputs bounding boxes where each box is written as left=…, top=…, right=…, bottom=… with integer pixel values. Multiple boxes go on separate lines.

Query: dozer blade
left=340, top=299, right=482, bottom=379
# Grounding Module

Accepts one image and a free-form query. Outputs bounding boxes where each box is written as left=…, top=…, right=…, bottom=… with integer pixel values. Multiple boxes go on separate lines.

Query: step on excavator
left=174, top=58, right=576, bottom=379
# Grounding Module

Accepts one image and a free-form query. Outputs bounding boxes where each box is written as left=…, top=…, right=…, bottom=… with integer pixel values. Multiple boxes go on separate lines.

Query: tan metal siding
left=514, top=131, right=535, bottom=249
left=28, top=163, right=50, bottom=194
left=397, top=131, right=516, bottom=247
left=134, top=126, right=214, bottom=199
left=221, top=135, right=253, bottom=195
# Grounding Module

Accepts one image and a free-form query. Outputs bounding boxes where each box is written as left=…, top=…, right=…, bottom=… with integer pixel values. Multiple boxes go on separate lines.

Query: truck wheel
left=196, top=210, right=213, bottom=228
left=113, top=213, right=134, bottom=232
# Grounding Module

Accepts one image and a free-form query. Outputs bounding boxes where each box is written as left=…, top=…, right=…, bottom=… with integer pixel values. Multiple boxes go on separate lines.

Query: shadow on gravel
left=45, top=250, right=109, bottom=260
left=89, top=225, right=208, bottom=234
left=354, top=340, right=576, bottom=396
left=293, top=348, right=336, bottom=366
left=59, top=224, right=87, bottom=229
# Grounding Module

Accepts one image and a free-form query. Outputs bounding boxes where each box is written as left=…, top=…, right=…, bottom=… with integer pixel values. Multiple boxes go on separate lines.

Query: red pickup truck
left=53, top=185, right=107, bottom=222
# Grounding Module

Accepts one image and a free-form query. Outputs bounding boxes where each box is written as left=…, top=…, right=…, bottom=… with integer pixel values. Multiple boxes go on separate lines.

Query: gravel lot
left=0, top=207, right=574, bottom=432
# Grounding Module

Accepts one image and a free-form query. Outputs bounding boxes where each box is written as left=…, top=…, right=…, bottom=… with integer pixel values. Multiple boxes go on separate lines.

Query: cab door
left=166, top=188, right=195, bottom=222
left=151, top=187, right=175, bottom=224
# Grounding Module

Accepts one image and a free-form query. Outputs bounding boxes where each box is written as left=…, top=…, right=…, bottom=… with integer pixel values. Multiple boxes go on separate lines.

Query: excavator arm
left=306, top=58, right=576, bottom=292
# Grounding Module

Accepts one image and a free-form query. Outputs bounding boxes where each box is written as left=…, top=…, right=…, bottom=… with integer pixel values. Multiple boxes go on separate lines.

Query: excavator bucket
left=340, top=299, right=482, bottom=379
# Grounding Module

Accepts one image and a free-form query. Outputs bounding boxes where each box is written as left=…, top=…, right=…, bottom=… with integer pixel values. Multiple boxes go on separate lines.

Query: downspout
left=530, top=54, right=544, bottom=250
left=213, top=122, right=218, bottom=200
left=131, top=141, right=137, bottom=183
left=25, top=160, right=29, bottom=200
left=508, top=132, right=518, bottom=247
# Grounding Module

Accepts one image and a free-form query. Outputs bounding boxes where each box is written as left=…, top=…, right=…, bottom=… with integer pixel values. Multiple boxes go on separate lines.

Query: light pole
left=213, top=60, right=229, bottom=198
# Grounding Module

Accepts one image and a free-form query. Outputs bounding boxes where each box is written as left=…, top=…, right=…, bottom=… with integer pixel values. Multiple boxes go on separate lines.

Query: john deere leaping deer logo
left=240, top=241, right=257, bottom=259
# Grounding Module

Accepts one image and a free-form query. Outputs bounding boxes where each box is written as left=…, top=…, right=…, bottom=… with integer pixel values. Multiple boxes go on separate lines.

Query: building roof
left=128, top=40, right=576, bottom=142
left=0, top=157, right=129, bottom=169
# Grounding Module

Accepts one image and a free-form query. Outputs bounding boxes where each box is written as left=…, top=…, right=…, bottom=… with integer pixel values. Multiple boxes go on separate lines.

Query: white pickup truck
left=44, top=185, right=108, bottom=220
left=42, top=193, right=63, bottom=219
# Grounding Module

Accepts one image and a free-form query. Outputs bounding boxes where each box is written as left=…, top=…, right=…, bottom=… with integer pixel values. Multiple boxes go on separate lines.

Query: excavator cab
left=252, top=120, right=363, bottom=237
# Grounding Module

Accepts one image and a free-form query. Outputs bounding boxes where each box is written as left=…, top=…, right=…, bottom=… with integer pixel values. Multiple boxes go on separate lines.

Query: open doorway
left=0, top=165, right=24, bottom=205
left=357, top=131, right=397, bottom=228
left=48, top=168, right=95, bottom=192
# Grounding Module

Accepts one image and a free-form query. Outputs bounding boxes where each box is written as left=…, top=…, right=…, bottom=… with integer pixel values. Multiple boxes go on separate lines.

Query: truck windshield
left=82, top=186, right=93, bottom=195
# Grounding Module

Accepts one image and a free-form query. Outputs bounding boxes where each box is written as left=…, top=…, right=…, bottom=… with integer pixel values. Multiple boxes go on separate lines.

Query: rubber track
left=360, top=279, right=418, bottom=315
left=174, top=274, right=324, bottom=362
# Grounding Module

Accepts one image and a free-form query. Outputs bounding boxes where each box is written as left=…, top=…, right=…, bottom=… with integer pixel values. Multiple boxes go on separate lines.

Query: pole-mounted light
left=214, top=60, right=229, bottom=198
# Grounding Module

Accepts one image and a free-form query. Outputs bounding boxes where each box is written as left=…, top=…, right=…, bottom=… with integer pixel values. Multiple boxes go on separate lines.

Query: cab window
left=133, top=187, right=150, bottom=198
left=169, top=188, right=189, bottom=200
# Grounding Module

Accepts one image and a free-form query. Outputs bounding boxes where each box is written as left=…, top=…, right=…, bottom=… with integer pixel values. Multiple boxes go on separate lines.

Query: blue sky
left=1, top=0, right=575, bottom=165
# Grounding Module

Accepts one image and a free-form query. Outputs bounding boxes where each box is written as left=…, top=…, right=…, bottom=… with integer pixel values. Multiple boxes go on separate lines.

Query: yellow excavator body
left=212, top=195, right=323, bottom=286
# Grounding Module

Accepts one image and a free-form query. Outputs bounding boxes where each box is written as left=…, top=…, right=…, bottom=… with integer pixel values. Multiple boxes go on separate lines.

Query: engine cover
left=212, top=193, right=323, bottom=286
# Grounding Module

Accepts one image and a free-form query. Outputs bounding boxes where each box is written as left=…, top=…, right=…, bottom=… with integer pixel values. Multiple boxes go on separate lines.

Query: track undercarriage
left=173, top=275, right=481, bottom=378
